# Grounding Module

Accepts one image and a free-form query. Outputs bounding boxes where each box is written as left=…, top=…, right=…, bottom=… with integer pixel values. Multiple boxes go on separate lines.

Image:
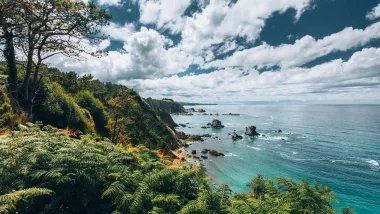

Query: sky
left=49, top=0, right=380, bottom=104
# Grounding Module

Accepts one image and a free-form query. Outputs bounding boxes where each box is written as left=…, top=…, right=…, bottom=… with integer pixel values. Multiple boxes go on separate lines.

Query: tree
left=0, top=0, right=23, bottom=100
left=2, top=0, right=111, bottom=113
left=107, top=89, right=137, bottom=144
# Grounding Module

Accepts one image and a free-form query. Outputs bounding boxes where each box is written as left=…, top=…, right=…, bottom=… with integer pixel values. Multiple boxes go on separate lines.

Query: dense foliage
left=33, top=82, right=95, bottom=133
left=75, top=90, right=109, bottom=133
left=0, top=127, right=347, bottom=214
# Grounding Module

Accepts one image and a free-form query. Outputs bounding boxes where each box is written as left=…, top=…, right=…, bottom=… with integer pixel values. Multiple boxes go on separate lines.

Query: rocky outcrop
left=201, top=155, right=208, bottom=159
left=176, top=131, right=187, bottom=140
left=209, top=150, right=225, bottom=156
left=278, top=129, right=283, bottom=133
left=232, top=133, right=243, bottom=140
left=198, top=109, right=206, bottom=113
left=187, top=135, right=204, bottom=142
left=179, top=123, right=186, bottom=127
left=211, top=119, right=224, bottom=128
left=245, top=126, right=260, bottom=136
left=201, top=148, right=209, bottom=154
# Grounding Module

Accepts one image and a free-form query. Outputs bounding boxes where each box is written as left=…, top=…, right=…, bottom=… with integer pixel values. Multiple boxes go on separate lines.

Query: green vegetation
left=75, top=90, right=109, bottom=133
left=33, top=82, right=95, bottom=134
left=0, top=128, right=343, bottom=214
left=0, top=0, right=353, bottom=213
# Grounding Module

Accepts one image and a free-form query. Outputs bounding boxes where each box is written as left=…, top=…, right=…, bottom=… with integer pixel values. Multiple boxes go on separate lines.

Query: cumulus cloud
left=204, top=22, right=380, bottom=69
left=178, top=0, right=313, bottom=57
left=97, top=0, right=123, bottom=6
left=139, top=0, right=192, bottom=33
left=102, top=22, right=135, bottom=42
left=47, top=27, right=194, bottom=81
left=366, top=3, right=380, bottom=20
left=126, top=48, right=380, bottom=102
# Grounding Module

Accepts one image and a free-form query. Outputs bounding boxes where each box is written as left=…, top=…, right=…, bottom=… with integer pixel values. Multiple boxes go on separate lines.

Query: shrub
left=0, top=87, right=20, bottom=131
left=33, top=82, right=94, bottom=133
left=75, top=90, right=109, bottom=132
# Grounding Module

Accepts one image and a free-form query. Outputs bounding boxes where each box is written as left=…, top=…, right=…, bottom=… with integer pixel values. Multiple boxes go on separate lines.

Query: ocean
left=172, top=105, right=380, bottom=214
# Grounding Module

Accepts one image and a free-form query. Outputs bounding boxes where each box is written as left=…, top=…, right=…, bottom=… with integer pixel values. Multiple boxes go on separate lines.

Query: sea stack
left=211, top=119, right=224, bottom=128
left=245, top=126, right=260, bottom=136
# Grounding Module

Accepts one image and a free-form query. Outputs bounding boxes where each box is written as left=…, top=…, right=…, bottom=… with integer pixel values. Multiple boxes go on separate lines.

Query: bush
left=75, top=90, right=109, bottom=132
left=33, top=82, right=94, bottom=133
left=0, top=87, right=20, bottom=131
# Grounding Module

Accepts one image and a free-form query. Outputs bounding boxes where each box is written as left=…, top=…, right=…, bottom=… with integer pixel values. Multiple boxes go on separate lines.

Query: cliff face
left=144, top=98, right=185, bottom=130
left=144, top=98, right=186, bottom=114
left=125, top=92, right=180, bottom=150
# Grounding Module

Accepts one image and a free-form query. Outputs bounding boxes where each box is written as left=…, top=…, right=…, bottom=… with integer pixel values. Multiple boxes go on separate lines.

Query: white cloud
left=366, top=3, right=380, bottom=20
left=102, top=22, right=135, bottom=42
left=124, top=47, right=380, bottom=103
left=97, top=0, right=122, bottom=6
left=178, top=0, right=313, bottom=58
left=47, top=27, right=195, bottom=81
left=139, top=0, right=192, bottom=33
left=204, top=22, right=380, bottom=69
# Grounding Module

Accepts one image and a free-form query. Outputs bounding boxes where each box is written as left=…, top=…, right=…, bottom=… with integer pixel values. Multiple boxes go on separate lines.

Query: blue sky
left=51, top=0, right=380, bottom=103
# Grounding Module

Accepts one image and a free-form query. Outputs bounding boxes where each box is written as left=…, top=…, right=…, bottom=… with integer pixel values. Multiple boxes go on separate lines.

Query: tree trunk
left=111, top=116, right=119, bottom=144
left=21, top=47, right=34, bottom=107
left=1, top=8, right=18, bottom=100
left=3, top=31, right=18, bottom=100
left=27, top=62, right=41, bottom=114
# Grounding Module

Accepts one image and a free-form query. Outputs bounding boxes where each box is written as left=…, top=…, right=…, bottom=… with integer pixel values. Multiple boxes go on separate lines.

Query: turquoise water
left=172, top=105, right=380, bottom=214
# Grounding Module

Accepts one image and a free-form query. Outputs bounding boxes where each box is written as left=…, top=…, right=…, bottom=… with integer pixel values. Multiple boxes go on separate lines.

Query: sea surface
left=172, top=105, right=380, bottom=214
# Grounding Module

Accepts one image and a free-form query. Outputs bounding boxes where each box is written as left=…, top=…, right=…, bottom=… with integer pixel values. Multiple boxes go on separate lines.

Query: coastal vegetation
left=0, top=0, right=352, bottom=213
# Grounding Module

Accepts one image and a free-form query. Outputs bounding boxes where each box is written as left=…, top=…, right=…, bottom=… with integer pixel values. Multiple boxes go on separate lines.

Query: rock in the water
left=278, top=129, right=283, bottom=133
left=245, top=126, right=260, bottom=136
left=179, top=123, right=186, bottom=127
left=202, top=134, right=211, bottom=138
left=191, top=150, right=196, bottom=154
left=201, top=155, right=208, bottom=159
left=187, top=135, right=204, bottom=141
left=201, top=126, right=207, bottom=129
left=211, top=119, right=224, bottom=128
left=209, top=150, right=225, bottom=157
left=201, top=148, right=209, bottom=154
left=198, top=109, right=206, bottom=113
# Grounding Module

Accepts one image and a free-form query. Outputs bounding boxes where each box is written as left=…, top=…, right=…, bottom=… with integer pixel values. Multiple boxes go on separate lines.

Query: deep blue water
left=172, top=105, right=380, bottom=214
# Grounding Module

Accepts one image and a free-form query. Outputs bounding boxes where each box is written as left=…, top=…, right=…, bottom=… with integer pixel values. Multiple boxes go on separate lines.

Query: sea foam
left=366, top=160, right=379, bottom=166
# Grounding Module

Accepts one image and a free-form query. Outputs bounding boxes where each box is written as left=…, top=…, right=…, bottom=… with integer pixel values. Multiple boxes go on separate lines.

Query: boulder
left=198, top=109, right=206, bottom=113
left=211, top=119, right=224, bottom=128
left=201, top=155, right=208, bottom=159
left=209, top=150, right=225, bottom=157
left=278, top=129, right=283, bottom=133
left=245, top=126, right=260, bottom=136
left=201, top=148, right=209, bottom=154
left=191, top=150, right=196, bottom=154
left=187, top=135, right=204, bottom=141
left=176, top=131, right=188, bottom=140
left=232, top=134, right=243, bottom=140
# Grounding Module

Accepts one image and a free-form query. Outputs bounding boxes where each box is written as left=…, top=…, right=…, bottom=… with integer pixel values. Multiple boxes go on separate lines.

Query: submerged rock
left=209, top=150, right=225, bottom=157
left=201, top=155, right=208, bottom=159
left=201, top=148, right=209, bottom=154
left=211, top=119, right=224, bottom=128
left=245, top=126, right=260, bottom=136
